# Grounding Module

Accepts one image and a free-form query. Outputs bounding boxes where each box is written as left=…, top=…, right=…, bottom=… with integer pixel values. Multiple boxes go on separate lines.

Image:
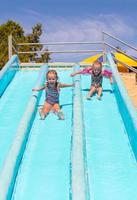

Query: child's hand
left=110, top=77, right=113, bottom=84
left=32, top=88, right=37, bottom=91
left=110, top=80, right=113, bottom=85
left=70, top=73, right=74, bottom=77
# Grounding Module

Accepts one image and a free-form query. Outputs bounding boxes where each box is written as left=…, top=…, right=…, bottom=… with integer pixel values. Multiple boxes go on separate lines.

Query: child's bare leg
left=52, top=103, right=64, bottom=120
left=86, top=86, right=96, bottom=100
left=96, top=87, right=102, bottom=100
left=39, top=102, right=52, bottom=119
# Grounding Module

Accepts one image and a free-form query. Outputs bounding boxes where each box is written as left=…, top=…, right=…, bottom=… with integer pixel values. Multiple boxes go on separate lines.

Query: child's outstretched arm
left=32, top=85, right=45, bottom=91
left=70, top=67, right=92, bottom=77
left=102, top=69, right=113, bottom=84
left=59, top=83, right=75, bottom=88
left=70, top=70, right=83, bottom=77
left=109, top=76, right=113, bottom=84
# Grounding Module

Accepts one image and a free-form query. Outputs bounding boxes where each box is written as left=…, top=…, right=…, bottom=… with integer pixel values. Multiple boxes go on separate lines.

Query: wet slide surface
left=82, top=75, right=137, bottom=200
left=12, top=70, right=73, bottom=200
left=0, top=70, right=38, bottom=173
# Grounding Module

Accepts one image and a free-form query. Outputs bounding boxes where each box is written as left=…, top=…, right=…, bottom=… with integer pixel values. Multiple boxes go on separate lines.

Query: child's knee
left=52, top=104, right=60, bottom=113
left=90, top=86, right=95, bottom=91
left=43, top=105, right=51, bottom=114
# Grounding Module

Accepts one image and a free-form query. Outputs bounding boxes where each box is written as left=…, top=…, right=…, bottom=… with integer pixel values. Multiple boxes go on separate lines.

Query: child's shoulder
left=81, top=66, right=92, bottom=74
left=102, top=69, right=112, bottom=77
left=57, top=82, right=62, bottom=87
left=45, top=82, right=48, bottom=86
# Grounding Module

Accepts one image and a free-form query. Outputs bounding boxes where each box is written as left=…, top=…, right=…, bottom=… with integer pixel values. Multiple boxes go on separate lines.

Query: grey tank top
left=91, top=72, right=103, bottom=86
left=45, top=83, right=59, bottom=105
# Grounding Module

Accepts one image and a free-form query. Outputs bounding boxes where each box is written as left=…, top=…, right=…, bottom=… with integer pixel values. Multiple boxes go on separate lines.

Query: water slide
left=0, top=54, right=137, bottom=200
left=11, top=70, right=73, bottom=200
left=82, top=70, right=137, bottom=199
left=0, top=57, right=38, bottom=175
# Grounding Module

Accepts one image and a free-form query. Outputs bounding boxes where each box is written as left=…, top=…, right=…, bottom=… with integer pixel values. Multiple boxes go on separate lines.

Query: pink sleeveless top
left=80, top=67, right=112, bottom=77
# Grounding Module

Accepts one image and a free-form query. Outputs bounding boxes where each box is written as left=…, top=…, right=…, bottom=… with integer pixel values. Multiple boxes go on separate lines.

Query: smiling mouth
left=49, top=82, right=55, bottom=85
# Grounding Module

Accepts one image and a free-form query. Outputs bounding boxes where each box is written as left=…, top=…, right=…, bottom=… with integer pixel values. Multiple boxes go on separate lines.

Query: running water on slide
left=82, top=74, right=137, bottom=199
left=12, top=70, right=73, bottom=200
left=0, top=70, right=38, bottom=174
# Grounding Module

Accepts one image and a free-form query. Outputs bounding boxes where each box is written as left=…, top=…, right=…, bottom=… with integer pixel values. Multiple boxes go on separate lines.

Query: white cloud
left=5, top=9, right=137, bottom=62
left=39, top=14, right=137, bottom=61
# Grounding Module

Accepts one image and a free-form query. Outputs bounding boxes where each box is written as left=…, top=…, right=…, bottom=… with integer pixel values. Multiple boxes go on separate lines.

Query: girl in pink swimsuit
left=71, top=60, right=113, bottom=100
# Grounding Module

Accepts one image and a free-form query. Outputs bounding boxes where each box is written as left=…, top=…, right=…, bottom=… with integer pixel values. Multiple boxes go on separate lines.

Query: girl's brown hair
left=46, top=70, right=58, bottom=80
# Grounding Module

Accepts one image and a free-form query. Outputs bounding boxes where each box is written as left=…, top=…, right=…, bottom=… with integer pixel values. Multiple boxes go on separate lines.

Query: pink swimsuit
left=80, top=67, right=92, bottom=75
left=80, top=67, right=112, bottom=77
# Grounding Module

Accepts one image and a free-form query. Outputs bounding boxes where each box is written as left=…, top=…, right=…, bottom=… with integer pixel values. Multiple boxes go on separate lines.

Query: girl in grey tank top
left=45, top=82, right=60, bottom=105
left=32, top=70, right=74, bottom=120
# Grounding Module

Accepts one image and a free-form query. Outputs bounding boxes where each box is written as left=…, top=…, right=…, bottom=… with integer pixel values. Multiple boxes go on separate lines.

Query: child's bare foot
left=57, top=110, right=64, bottom=120
left=97, top=95, right=101, bottom=100
left=86, top=95, right=91, bottom=100
left=39, top=108, right=45, bottom=120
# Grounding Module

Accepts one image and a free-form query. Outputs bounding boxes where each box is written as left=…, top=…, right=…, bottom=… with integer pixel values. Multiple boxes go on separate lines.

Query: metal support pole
left=8, top=34, right=12, bottom=59
left=102, top=32, right=106, bottom=63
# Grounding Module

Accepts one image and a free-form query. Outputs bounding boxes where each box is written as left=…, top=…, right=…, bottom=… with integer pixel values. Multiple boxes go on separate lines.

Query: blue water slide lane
left=82, top=55, right=137, bottom=199
left=0, top=65, right=48, bottom=200
left=0, top=70, right=39, bottom=174
left=0, top=55, right=19, bottom=97
left=11, top=70, right=73, bottom=200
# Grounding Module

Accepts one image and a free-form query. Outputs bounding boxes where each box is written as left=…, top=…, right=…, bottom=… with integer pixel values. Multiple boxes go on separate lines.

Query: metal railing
left=17, top=49, right=103, bottom=54
left=105, top=42, right=137, bottom=62
left=102, top=32, right=137, bottom=84
left=9, top=35, right=103, bottom=56
left=113, top=57, right=137, bottom=84
left=8, top=32, right=137, bottom=78
left=103, top=31, right=137, bottom=52
left=17, top=41, right=102, bottom=46
left=114, top=57, right=137, bottom=73
left=8, top=35, right=104, bottom=64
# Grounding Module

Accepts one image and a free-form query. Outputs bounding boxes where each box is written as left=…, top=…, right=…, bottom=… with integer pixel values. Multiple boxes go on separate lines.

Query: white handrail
left=18, top=49, right=102, bottom=54
left=103, top=31, right=137, bottom=52
left=114, top=57, right=137, bottom=74
left=105, top=42, right=137, bottom=62
left=17, top=41, right=102, bottom=46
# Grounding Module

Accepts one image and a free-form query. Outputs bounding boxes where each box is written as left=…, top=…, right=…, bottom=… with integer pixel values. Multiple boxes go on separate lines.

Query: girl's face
left=93, top=64, right=102, bottom=75
left=47, top=73, right=57, bottom=85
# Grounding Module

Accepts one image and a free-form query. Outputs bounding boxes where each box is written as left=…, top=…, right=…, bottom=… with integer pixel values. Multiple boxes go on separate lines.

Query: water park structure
left=0, top=31, right=137, bottom=200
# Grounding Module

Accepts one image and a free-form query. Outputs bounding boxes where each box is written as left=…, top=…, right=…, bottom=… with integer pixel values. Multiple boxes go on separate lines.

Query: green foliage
left=0, top=20, right=24, bottom=68
left=0, top=20, right=51, bottom=68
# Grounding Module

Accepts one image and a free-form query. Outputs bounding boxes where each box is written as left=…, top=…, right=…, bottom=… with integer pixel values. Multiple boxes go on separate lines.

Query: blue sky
left=0, top=0, right=137, bottom=62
